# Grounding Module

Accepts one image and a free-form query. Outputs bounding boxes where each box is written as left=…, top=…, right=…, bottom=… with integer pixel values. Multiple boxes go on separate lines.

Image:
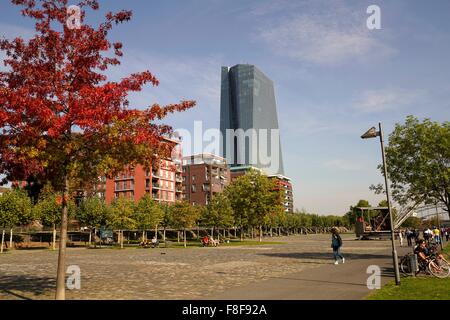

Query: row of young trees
left=0, top=170, right=349, bottom=252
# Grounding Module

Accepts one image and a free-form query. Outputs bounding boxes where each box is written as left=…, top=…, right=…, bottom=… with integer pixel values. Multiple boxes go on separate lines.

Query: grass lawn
left=84, top=239, right=285, bottom=250
left=167, top=239, right=285, bottom=249
left=366, top=241, right=450, bottom=300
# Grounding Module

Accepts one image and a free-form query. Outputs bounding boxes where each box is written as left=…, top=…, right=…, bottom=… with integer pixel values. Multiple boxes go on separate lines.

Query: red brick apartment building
left=104, top=138, right=183, bottom=204
left=182, top=154, right=230, bottom=206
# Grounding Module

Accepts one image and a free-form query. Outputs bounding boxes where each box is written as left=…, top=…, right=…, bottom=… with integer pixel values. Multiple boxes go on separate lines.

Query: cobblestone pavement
left=0, top=234, right=392, bottom=300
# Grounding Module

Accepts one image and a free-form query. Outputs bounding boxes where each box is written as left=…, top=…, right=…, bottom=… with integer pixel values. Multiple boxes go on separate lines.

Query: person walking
left=398, top=229, right=404, bottom=247
left=406, top=229, right=412, bottom=246
left=331, top=227, right=344, bottom=265
left=432, top=227, right=441, bottom=244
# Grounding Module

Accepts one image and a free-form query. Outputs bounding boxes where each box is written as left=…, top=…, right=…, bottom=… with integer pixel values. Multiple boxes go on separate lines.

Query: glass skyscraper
left=220, top=64, right=285, bottom=175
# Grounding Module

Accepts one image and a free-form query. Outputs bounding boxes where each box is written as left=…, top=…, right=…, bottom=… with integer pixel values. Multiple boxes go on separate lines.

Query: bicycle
left=400, top=252, right=450, bottom=278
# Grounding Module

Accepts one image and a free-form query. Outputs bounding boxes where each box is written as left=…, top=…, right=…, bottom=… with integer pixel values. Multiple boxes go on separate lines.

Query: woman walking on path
left=331, top=227, right=344, bottom=265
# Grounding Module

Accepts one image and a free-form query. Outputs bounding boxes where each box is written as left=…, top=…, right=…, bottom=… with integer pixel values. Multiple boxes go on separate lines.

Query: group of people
left=399, top=227, right=449, bottom=247
left=329, top=226, right=448, bottom=266
left=201, top=235, right=219, bottom=247
left=139, top=237, right=159, bottom=248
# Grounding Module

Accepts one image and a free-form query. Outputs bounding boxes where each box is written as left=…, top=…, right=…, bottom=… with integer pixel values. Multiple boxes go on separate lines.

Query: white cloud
left=256, top=7, right=395, bottom=65
left=323, top=159, right=363, bottom=172
left=353, top=88, right=423, bottom=113
left=107, top=50, right=223, bottom=110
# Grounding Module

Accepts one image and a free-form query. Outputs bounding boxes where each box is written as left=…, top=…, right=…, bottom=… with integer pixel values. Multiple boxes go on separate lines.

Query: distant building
left=269, top=174, right=294, bottom=213
left=220, top=64, right=284, bottom=175
left=182, top=154, right=231, bottom=206
left=104, top=137, right=183, bottom=204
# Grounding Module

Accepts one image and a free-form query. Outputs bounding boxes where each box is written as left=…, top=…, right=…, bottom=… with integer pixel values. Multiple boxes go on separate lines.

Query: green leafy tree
left=370, top=116, right=450, bottom=218
left=0, top=189, right=33, bottom=252
left=76, top=196, right=110, bottom=246
left=34, top=189, right=76, bottom=250
left=109, top=197, right=137, bottom=248
left=170, top=201, right=201, bottom=248
left=201, top=193, right=234, bottom=241
left=401, top=217, right=422, bottom=229
left=226, top=170, right=281, bottom=242
left=134, top=194, right=164, bottom=242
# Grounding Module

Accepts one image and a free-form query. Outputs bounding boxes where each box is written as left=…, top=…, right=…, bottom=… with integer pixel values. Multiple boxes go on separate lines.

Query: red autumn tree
left=0, top=0, right=195, bottom=299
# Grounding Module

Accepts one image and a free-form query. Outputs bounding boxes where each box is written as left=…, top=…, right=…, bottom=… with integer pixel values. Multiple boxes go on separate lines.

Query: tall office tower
left=220, top=64, right=284, bottom=175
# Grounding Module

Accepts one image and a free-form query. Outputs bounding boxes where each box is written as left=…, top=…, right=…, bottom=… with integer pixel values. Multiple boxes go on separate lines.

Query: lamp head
left=361, top=127, right=380, bottom=139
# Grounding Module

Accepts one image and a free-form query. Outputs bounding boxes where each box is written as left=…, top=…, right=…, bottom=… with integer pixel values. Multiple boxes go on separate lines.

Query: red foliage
left=0, top=0, right=195, bottom=186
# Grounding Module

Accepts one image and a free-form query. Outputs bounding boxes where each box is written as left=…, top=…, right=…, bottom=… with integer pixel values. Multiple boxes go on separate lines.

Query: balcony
left=152, top=172, right=160, bottom=179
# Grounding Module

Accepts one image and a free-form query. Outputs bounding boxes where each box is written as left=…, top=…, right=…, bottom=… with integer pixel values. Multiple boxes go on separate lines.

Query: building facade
left=269, top=174, right=294, bottom=213
left=220, top=64, right=284, bottom=176
left=104, top=138, right=183, bottom=204
left=182, top=154, right=230, bottom=206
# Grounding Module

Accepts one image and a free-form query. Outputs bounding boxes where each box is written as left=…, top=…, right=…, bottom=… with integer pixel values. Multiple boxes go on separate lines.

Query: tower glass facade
left=220, top=64, right=284, bottom=175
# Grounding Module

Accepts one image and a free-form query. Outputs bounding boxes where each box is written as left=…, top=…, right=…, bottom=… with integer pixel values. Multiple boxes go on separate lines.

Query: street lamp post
left=361, top=122, right=401, bottom=285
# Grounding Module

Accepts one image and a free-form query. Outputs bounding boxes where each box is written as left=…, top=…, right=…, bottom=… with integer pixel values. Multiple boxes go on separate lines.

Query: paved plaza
left=0, top=234, right=398, bottom=300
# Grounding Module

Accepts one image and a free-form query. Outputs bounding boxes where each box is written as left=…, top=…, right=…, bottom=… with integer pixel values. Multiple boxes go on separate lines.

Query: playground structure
left=355, top=207, right=392, bottom=240
left=355, top=203, right=449, bottom=240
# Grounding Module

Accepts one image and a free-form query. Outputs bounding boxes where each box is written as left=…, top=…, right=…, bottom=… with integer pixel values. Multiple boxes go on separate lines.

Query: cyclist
left=414, top=239, right=430, bottom=264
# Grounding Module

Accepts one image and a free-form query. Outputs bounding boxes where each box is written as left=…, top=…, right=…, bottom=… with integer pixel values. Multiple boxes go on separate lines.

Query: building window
left=146, top=179, right=150, bottom=188
left=192, top=175, right=196, bottom=181
left=191, top=185, right=196, bottom=193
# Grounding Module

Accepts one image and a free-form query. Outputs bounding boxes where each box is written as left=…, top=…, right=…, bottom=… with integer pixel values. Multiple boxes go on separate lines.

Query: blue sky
left=1, top=0, right=449, bottom=214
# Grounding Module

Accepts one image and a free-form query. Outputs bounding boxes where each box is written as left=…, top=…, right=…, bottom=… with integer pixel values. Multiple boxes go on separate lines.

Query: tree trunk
left=9, top=228, right=13, bottom=249
left=240, top=226, right=243, bottom=241
left=234, top=227, right=237, bottom=238
left=121, top=230, right=124, bottom=249
left=184, top=229, right=187, bottom=248
left=177, top=231, right=180, bottom=243
left=88, top=229, right=92, bottom=247
left=259, top=225, right=263, bottom=242
left=270, top=227, right=273, bottom=237
left=55, top=176, right=69, bottom=300
left=52, top=224, right=57, bottom=250
left=163, top=228, right=166, bottom=242
left=155, top=225, right=158, bottom=240
left=1, top=229, right=5, bottom=253
left=142, top=230, right=145, bottom=243
left=217, top=229, right=220, bottom=243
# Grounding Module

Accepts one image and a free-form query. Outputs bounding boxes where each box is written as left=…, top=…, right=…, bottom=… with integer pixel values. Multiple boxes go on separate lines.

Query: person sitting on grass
left=201, top=235, right=209, bottom=247
left=151, top=237, right=159, bottom=248
left=414, top=239, right=446, bottom=264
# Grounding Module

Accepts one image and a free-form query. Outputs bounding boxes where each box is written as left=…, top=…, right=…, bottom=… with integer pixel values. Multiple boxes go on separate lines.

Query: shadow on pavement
left=0, top=275, right=55, bottom=300
left=258, top=252, right=392, bottom=260
left=267, top=276, right=368, bottom=287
